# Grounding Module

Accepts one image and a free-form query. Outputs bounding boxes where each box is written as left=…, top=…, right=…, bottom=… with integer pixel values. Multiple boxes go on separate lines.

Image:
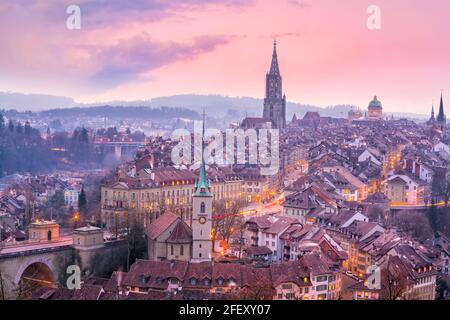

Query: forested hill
left=39, top=106, right=201, bottom=120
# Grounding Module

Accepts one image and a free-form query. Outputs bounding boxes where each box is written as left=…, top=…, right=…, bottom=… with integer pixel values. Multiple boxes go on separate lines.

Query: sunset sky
left=1, top=0, right=450, bottom=113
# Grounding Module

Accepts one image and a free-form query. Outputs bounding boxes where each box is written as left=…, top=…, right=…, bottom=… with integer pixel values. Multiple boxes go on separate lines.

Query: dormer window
left=204, top=279, right=211, bottom=286
left=217, top=277, right=224, bottom=285
left=190, top=278, right=197, bottom=285
left=141, top=275, right=150, bottom=284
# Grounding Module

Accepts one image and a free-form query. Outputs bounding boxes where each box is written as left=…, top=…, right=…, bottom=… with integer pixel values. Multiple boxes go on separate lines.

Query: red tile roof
left=166, top=219, right=192, bottom=244
left=145, top=212, right=179, bottom=240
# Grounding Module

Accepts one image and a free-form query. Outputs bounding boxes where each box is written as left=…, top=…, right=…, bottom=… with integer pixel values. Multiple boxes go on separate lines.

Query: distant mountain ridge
left=0, top=92, right=428, bottom=120
left=0, top=92, right=76, bottom=111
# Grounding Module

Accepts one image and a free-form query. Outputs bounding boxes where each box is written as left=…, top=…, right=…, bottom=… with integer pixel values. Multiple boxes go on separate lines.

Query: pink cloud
left=1, top=0, right=450, bottom=114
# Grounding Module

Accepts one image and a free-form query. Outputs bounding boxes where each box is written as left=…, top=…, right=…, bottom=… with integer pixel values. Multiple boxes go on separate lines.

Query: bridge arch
left=14, top=256, right=57, bottom=286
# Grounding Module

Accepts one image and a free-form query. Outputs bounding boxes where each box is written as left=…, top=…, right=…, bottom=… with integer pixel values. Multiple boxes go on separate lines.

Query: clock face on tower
left=199, top=216, right=207, bottom=224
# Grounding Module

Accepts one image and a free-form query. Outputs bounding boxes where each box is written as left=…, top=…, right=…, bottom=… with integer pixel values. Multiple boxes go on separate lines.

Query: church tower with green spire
left=191, top=112, right=213, bottom=262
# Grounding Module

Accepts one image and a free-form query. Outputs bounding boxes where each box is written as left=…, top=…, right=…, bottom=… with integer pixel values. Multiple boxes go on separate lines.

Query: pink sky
left=1, top=0, right=450, bottom=114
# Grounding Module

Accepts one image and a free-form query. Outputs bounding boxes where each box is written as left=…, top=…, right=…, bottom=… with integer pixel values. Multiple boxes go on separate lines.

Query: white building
left=64, top=186, right=79, bottom=208
left=245, top=215, right=300, bottom=262
left=383, top=174, right=426, bottom=205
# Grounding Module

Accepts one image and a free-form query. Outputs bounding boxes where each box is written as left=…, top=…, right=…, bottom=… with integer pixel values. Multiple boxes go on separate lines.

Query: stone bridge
left=92, top=141, right=145, bottom=160
left=0, top=240, right=73, bottom=299
left=0, top=237, right=125, bottom=299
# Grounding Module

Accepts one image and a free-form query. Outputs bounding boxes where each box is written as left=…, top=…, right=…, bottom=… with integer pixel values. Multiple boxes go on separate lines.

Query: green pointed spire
left=194, top=111, right=212, bottom=197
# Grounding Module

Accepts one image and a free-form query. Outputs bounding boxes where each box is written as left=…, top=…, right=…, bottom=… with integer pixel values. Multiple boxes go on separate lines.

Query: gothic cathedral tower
left=263, top=41, right=286, bottom=129
left=191, top=112, right=213, bottom=263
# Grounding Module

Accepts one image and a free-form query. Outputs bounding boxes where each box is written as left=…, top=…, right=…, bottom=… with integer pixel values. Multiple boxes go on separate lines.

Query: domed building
left=368, top=95, right=383, bottom=120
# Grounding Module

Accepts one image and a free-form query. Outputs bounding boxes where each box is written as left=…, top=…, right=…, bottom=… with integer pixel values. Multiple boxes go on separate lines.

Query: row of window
left=105, top=183, right=243, bottom=199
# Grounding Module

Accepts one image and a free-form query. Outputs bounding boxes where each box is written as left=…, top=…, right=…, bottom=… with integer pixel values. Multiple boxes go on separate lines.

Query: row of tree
left=0, top=112, right=109, bottom=177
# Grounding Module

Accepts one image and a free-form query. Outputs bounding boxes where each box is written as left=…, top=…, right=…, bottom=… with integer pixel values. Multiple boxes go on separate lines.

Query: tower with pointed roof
left=191, top=112, right=213, bottom=262
left=427, top=102, right=436, bottom=125
left=437, top=92, right=446, bottom=130
left=263, top=41, right=286, bottom=129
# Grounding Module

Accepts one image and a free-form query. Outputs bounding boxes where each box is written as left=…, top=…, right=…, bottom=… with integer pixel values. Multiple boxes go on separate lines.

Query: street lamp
left=73, top=212, right=80, bottom=229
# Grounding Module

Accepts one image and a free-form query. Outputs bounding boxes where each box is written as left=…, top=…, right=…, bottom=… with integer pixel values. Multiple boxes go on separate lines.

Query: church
left=427, top=93, right=446, bottom=131
left=145, top=116, right=213, bottom=263
left=241, top=41, right=286, bottom=130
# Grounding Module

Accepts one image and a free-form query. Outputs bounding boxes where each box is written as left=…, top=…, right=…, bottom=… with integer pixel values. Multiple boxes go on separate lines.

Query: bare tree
left=212, top=199, right=247, bottom=247
left=366, top=204, right=388, bottom=225
left=432, top=170, right=450, bottom=209
left=0, top=271, right=5, bottom=300
left=392, top=210, right=433, bottom=241
left=381, top=258, right=410, bottom=300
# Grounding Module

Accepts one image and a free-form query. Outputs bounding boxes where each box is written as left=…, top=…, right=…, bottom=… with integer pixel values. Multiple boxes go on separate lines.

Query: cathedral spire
left=194, top=111, right=211, bottom=197
left=430, top=102, right=435, bottom=121
left=437, top=91, right=446, bottom=122
left=269, top=40, right=280, bottom=75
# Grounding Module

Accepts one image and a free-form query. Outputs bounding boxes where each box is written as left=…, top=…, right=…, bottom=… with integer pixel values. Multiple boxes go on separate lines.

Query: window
left=190, top=278, right=197, bottom=285
left=170, top=245, right=174, bottom=255
left=200, top=202, right=205, bottom=213
left=316, top=285, right=328, bottom=291
left=180, top=245, right=184, bottom=256
left=286, top=293, right=295, bottom=300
